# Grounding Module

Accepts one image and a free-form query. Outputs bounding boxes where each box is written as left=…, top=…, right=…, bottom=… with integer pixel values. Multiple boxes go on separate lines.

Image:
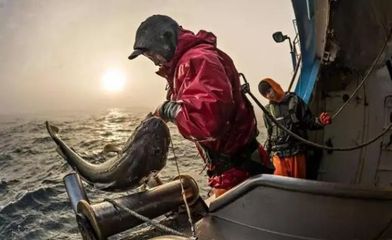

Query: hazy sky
left=0, top=0, right=295, bottom=115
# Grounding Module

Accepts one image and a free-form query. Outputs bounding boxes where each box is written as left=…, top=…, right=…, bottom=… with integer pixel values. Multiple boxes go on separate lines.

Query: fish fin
left=45, top=121, right=60, bottom=135
left=146, top=174, right=162, bottom=188
left=50, top=125, right=60, bottom=134
left=92, top=181, right=116, bottom=190
left=145, top=112, right=154, bottom=118
left=103, top=144, right=122, bottom=155
left=137, top=184, right=148, bottom=192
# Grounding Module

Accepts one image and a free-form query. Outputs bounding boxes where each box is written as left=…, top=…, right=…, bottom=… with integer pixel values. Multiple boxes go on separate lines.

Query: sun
left=101, top=69, right=126, bottom=93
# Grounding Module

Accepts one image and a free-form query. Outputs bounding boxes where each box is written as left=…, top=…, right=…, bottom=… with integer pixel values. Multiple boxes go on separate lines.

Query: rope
left=240, top=28, right=392, bottom=152
left=102, top=138, right=198, bottom=239
left=101, top=140, right=198, bottom=239
left=373, top=218, right=392, bottom=240
left=240, top=73, right=392, bottom=151
left=332, top=28, right=392, bottom=119
left=104, top=198, right=190, bottom=238
left=170, top=139, right=197, bottom=239
left=101, top=138, right=199, bottom=239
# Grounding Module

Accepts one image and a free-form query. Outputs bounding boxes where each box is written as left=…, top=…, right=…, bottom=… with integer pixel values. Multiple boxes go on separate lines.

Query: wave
left=106, top=116, right=129, bottom=123
left=0, top=185, right=76, bottom=239
left=79, top=139, right=103, bottom=148
left=32, top=136, right=53, bottom=144
left=0, top=153, right=12, bottom=161
left=0, top=186, right=63, bottom=214
left=11, top=146, right=41, bottom=155
left=0, top=109, right=212, bottom=239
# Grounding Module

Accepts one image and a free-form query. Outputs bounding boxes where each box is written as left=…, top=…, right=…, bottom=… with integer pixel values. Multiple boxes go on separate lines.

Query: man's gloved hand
left=319, top=112, right=331, bottom=126
left=154, top=100, right=180, bottom=123
left=153, top=101, right=169, bottom=122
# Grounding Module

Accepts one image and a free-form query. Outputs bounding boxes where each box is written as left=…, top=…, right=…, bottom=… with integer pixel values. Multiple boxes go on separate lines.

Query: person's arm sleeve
left=297, top=97, right=324, bottom=130
left=157, top=100, right=181, bottom=122
left=263, top=111, right=272, bottom=154
left=174, top=56, right=235, bottom=141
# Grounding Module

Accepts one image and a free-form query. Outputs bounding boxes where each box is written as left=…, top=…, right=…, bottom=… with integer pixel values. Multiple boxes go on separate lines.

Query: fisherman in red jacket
left=128, top=15, right=272, bottom=197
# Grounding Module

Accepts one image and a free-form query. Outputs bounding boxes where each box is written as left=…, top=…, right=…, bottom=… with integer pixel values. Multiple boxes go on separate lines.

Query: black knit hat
left=258, top=81, right=271, bottom=95
left=128, top=15, right=179, bottom=61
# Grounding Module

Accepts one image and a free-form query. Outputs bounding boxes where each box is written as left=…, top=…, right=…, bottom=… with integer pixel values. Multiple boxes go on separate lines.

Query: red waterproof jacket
left=157, top=28, right=257, bottom=155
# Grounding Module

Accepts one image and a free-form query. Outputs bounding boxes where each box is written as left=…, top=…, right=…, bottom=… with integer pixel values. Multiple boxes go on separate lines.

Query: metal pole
left=63, top=172, right=89, bottom=213
left=287, top=37, right=297, bottom=70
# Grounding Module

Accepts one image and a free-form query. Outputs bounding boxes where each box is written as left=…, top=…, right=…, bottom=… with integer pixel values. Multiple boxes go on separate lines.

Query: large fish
left=46, top=116, right=170, bottom=191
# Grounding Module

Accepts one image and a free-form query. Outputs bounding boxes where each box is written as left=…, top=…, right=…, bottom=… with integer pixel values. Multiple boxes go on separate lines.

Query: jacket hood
left=260, top=78, right=285, bottom=103
left=157, top=27, right=217, bottom=82
left=129, top=15, right=179, bottom=61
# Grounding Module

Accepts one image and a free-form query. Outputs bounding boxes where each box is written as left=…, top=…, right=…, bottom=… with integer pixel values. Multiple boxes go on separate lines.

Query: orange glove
left=319, top=112, right=331, bottom=126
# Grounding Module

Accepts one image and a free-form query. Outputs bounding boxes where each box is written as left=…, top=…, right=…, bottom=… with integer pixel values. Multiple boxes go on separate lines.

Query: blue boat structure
left=59, top=1, right=392, bottom=239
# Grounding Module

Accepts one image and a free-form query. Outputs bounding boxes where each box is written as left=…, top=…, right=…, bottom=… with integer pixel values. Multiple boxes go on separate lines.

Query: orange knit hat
left=259, top=78, right=285, bottom=102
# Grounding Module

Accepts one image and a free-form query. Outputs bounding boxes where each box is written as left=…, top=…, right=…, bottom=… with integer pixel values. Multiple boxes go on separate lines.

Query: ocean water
left=0, top=108, right=267, bottom=240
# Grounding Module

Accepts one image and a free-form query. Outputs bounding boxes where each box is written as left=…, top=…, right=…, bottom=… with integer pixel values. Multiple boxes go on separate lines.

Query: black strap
left=204, top=139, right=260, bottom=176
